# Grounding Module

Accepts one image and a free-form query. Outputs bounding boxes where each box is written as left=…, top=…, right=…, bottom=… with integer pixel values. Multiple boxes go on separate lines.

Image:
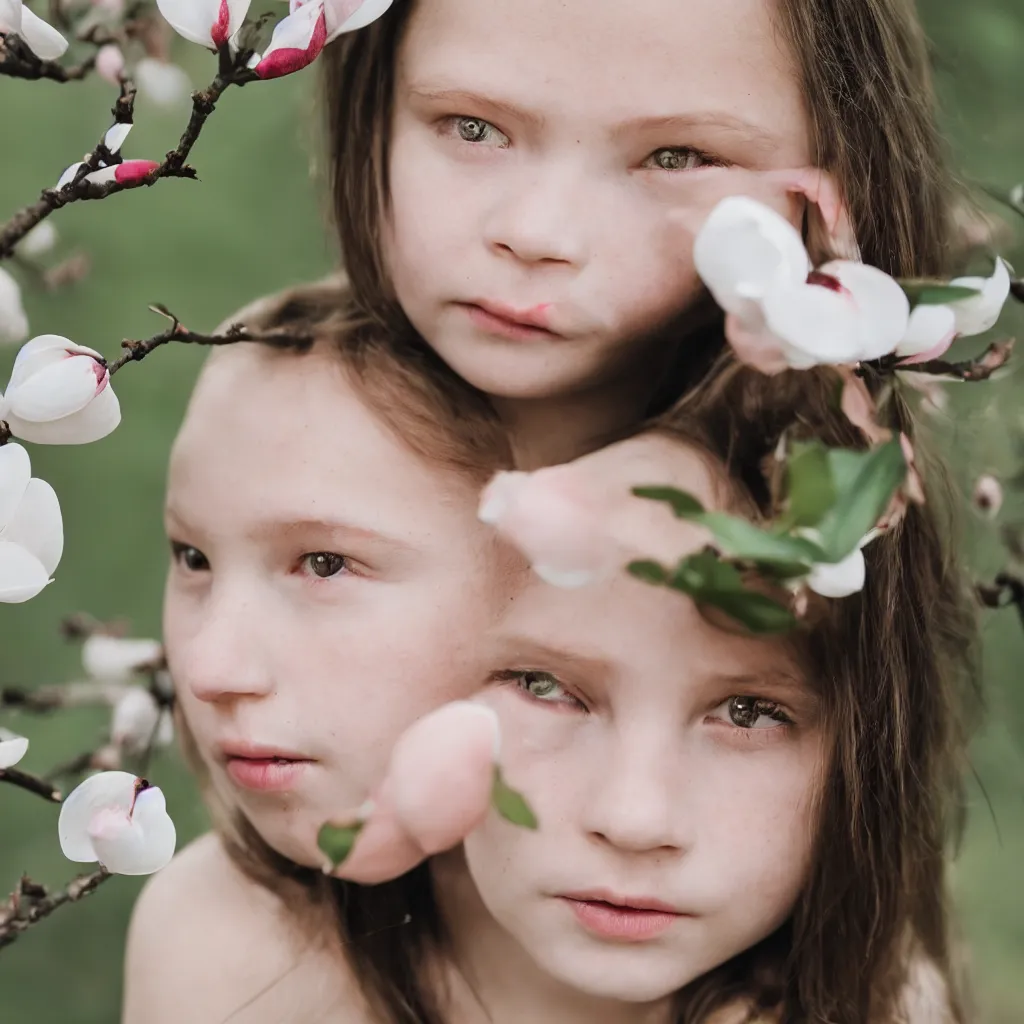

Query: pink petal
left=723, top=312, right=791, bottom=375
left=252, top=1, right=327, bottom=79
left=91, top=786, right=176, bottom=874
left=839, top=369, right=890, bottom=445
left=58, top=771, right=138, bottom=863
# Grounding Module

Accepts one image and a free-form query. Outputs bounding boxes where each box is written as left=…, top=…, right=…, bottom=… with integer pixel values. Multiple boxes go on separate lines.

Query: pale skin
left=384, top=0, right=814, bottom=467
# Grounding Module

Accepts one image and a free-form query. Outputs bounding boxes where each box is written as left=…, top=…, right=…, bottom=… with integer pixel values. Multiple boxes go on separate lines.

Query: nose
left=483, top=166, right=589, bottom=267
left=581, top=726, right=690, bottom=854
left=174, top=583, right=274, bottom=705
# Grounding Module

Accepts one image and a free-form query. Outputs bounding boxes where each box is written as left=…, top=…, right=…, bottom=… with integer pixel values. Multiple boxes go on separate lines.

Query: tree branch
left=976, top=572, right=1024, bottom=631
left=0, top=767, right=62, bottom=802
left=0, top=36, right=97, bottom=82
left=875, top=339, right=1014, bottom=382
left=0, top=869, right=111, bottom=951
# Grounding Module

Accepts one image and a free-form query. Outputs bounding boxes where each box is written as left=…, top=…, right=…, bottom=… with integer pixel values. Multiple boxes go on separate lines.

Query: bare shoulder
left=122, top=832, right=368, bottom=1024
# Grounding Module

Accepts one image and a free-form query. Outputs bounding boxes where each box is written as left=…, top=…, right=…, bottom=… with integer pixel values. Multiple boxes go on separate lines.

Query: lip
left=218, top=741, right=314, bottom=793
left=460, top=300, right=561, bottom=341
left=558, top=890, right=686, bottom=942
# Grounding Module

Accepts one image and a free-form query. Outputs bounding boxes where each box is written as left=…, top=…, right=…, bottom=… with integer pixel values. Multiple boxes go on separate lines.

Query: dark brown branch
left=874, top=338, right=1014, bottom=382
left=0, top=869, right=111, bottom=951
left=1011, top=278, right=1024, bottom=304
left=107, top=306, right=313, bottom=376
left=0, top=766, right=62, bottom=802
left=0, top=35, right=97, bottom=82
left=0, top=44, right=259, bottom=258
left=1, top=680, right=129, bottom=712
left=976, top=572, right=1024, bottom=631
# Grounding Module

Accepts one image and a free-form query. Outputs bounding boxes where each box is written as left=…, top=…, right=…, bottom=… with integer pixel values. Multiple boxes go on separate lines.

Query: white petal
left=895, top=304, right=956, bottom=359
left=103, top=122, right=132, bottom=154
left=17, top=221, right=58, bottom=258
left=762, top=283, right=863, bottom=367
left=7, top=334, right=83, bottom=391
left=17, top=5, right=68, bottom=59
left=8, top=384, right=120, bottom=444
left=134, top=58, right=192, bottom=108
left=58, top=770, right=137, bottom=863
left=223, top=0, right=252, bottom=38
left=0, top=733, right=29, bottom=769
left=823, top=260, right=910, bottom=361
left=0, top=267, right=29, bottom=345
left=56, top=162, right=85, bottom=190
left=264, top=1, right=322, bottom=53
left=324, top=0, right=392, bottom=37
left=0, top=442, right=31, bottom=530
left=155, top=713, right=175, bottom=747
left=7, top=354, right=106, bottom=422
left=154, top=0, right=222, bottom=47
left=948, top=258, right=1011, bottom=337
left=694, top=196, right=810, bottom=316
left=0, top=0, right=22, bottom=34
left=90, top=785, right=175, bottom=875
left=807, top=547, right=866, bottom=598
left=111, top=688, right=162, bottom=751
left=85, top=635, right=163, bottom=683
left=3, top=476, right=62, bottom=574
left=0, top=540, right=51, bottom=602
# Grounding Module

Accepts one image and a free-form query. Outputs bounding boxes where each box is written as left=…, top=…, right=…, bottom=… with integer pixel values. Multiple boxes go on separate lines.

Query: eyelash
left=170, top=541, right=209, bottom=572
left=442, top=115, right=725, bottom=171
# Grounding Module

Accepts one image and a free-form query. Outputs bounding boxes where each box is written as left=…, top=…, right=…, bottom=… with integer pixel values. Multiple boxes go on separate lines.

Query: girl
left=324, top=0, right=955, bottom=466
left=124, top=294, right=975, bottom=1023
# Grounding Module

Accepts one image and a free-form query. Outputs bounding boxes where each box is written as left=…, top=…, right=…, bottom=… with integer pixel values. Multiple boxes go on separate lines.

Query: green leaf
left=492, top=767, right=538, bottom=829
left=632, top=485, right=705, bottom=519
left=816, top=440, right=906, bottom=561
left=627, top=559, right=670, bottom=585
left=318, top=821, right=365, bottom=870
left=699, top=511, right=823, bottom=566
left=667, top=551, right=796, bottom=634
left=899, top=280, right=980, bottom=308
left=783, top=442, right=836, bottom=528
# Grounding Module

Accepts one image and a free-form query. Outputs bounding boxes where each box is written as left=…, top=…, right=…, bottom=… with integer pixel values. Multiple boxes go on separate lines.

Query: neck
left=430, top=851, right=675, bottom=1024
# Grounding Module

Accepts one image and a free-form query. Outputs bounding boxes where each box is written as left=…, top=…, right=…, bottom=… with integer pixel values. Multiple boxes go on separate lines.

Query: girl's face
left=456, top=438, right=825, bottom=1005
left=384, top=0, right=811, bottom=404
left=163, top=345, right=512, bottom=866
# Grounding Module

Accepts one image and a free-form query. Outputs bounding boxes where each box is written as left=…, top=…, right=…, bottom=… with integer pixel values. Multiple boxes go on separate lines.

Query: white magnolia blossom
left=134, top=58, right=192, bottom=107
left=155, top=0, right=250, bottom=49
left=111, top=687, right=174, bottom=753
left=0, top=266, right=29, bottom=345
left=0, top=443, right=63, bottom=603
left=0, top=0, right=69, bottom=60
left=83, top=634, right=164, bottom=683
left=801, top=531, right=879, bottom=599
left=0, top=727, right=30, bottom=769
left=0, top=334, right=121, bottom=445
left=17, top=221, right=58, bottom=259
left=694, top=196, right=1009, bottom=372
left=59, top=771, right=176, bottom=875
left=250, top=0, right=394, bottom=79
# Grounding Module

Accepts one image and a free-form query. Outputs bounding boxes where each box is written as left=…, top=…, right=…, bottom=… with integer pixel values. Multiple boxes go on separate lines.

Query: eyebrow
left=406, top=85, right=778, bottom=149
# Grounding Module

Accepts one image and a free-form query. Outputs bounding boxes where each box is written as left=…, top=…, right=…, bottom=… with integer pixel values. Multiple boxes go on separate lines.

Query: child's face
left=384, top=0, right=810, bottom=403
left=163, top=345, right=511, bottom=867
left=460, top=437, right=825, bottom=1003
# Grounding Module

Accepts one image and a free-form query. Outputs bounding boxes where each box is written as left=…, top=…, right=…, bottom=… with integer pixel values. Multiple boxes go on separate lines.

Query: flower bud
left=135, top=58, right=192, bottom=108
left=0, top=0, right=68, bottom=59
left=0, top=728, right=29, bottom=769
left=0, top=267, right=29, bottom=345
left=84, top=635, right=164, bottom=683
left=972, top=474, right=1003, bottom=519
left=154, top=0, right=251, bottom=49
left=0, top=334, right=121, bottom=445
left=95, top=43, right=125, bottom=85
left=111, top=687, right=168, bottom=754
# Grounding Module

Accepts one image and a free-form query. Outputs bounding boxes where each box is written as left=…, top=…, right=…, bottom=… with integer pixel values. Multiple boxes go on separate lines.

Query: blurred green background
left=1, top=2, right=1024, bottom=1020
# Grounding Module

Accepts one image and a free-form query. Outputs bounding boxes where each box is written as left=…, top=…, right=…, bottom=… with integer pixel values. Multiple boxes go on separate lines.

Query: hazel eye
left=451, top=116, right=509, bottom=147
left=171, top=542, right=209, bottom=572
left=303, top=552, right=349, bottom=579
left=644, top=146, right=716, bottom=171
left=519, top=671, right=566, bottom=701
left=723, top=696, right=791, bottom=730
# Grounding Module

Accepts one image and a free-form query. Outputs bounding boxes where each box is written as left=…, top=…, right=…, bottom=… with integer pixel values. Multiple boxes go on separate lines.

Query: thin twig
left=0, top=869, right=111, bottom=951
left=1, top=680, right=130, bottom=712
left=0, top=767, right=62, bottom=802
left=875, top=339, right=1014, bottom=382
left=976, top=572, right=1024, bottom=631
left=0, top=35, right=97, bottom=82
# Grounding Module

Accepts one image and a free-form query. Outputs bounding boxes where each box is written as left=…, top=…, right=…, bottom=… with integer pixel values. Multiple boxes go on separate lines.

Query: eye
left=716, top=696, right=792, bottom=730
left=449, top=116, right=510, bottom=148
left=302, top=552, right=350, bottom=579
left=170, top=542, right=210, bottom=572
left=643, top=146, right=719, bottom=172
left=492, top=669, right=585, bottom=710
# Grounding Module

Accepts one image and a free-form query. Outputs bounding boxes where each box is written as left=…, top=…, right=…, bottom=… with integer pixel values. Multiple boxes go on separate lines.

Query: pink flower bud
left=95, top=43, right=125, bottom=84
left=972, top=474, right=1003, bottom=519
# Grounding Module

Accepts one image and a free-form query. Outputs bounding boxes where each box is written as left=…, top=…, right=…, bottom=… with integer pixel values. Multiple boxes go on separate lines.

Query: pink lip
left=219, top=742, right=314, bottom=793
left=461, top=300, right=559, bottom=340
left=558, top=890, right=685, bottom=942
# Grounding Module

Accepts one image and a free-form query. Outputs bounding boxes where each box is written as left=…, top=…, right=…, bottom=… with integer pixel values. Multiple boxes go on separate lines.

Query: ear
left=768, top=168, right=860, bottom=264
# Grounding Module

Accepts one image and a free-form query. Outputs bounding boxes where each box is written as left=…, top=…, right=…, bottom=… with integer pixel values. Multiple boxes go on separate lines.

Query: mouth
left=557, top=890, right=686, bottom=942
left=219, top=742, right=314, bottom=793
left=458, top=300, right=562, bottom=341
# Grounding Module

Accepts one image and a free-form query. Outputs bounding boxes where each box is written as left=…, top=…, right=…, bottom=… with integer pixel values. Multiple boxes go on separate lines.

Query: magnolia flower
left=56, top=158, right=159, bottom=190
left=83, top=634, right=164, bottom=682
left=155, top=0, right=250, bottom=49
left=0, top=0, right=69, bottom=60
left=0, top=334, right=121, bottom=445
left=0, top=267, right=29, bottom=345
left=801, top=532, right=880, bottom=599
left=17, top=221, right=58, bottom=259
left=111, top=687, right=174, bottom=753
left=134, top=58, right=192, bottom=107
left=0, top=443, right=63, bottom=603
left=946, top=258, right=1011, bottom=338
left=250, top=0, right=394, bottom=80
left=59, top=771, right=176, bottom=875
left=95, top=43, right=125, bottom=85
left=0, top=728, right=29, bottom=769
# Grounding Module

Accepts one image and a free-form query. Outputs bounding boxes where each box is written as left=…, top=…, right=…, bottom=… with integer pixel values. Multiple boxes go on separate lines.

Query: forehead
left=168, top=345, right=475, bottom=532
left=400, top=0, right=807, bottom=154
